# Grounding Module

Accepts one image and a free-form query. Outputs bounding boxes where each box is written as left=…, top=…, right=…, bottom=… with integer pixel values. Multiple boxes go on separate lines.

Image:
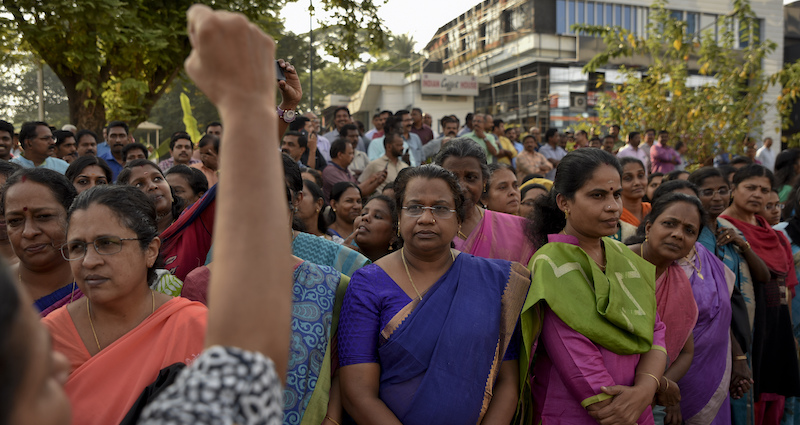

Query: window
left=615, top=5, right=621, bottom=27
left=557, top=0, right=566, bottom=33
left=606, top=4, right=613, bottom=25
left=623, top=6, right=631, bottom=30
left=577, top=1, right=584, bottom=32
left=740, top=18, right=761, bottom=48
left=670, top=10, right=683, bottom=22
left=568, top=0, right=576, bottom=33
left=587, top=2, right=595, bottom=25
left=687, top=12, right=698, bottom=38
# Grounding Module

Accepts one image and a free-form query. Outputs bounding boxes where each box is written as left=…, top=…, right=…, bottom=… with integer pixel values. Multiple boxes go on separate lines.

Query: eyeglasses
left=521, top=200, right=537, bottom=207
left=61, top=236, right=145, bottom=261
left=699, top=188, right=730, bottom=198
left=402, top=205, right=456, bottom=219
left=765, top=204, right=785, bottom=211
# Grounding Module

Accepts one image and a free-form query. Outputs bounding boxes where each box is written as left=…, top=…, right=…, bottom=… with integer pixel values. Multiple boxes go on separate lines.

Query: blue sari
left=292, top=232, right=369, bottom=277
left=285, top=261, right=344, bottom=425
left=376, top=255, right=530, bottom=424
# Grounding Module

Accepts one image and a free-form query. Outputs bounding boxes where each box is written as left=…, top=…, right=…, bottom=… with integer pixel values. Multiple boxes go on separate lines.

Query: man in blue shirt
left=10, top=121, right=69, bottom=174
left=99, top=121, right=131, bottom=181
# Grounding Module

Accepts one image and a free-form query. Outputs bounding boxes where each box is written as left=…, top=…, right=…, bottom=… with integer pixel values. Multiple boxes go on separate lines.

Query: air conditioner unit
left=570, top=94, right=587, bottom=111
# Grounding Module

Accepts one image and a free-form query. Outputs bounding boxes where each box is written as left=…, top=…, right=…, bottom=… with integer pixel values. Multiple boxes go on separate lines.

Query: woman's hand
left=730, top=358, right=753, bottom=399
left=655, top=378, right=681, bottom=407
left=588, top=385, right=655, bottom=425
left=716, top=227, right=746, bottom=250
left=664, top=404, right=682, bottom=425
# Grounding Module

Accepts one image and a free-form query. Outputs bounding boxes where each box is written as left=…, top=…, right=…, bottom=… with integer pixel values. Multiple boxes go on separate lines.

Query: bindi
left=22, top=207, right=27, bottom=212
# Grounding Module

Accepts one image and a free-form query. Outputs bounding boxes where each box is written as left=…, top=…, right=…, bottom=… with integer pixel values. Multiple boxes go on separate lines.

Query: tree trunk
left=60, top=73, right=107, bottom=135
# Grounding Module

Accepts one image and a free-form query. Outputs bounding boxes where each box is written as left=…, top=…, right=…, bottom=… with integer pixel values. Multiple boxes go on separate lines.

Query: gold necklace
left=684, top=248, right=703, bottom=279
left=458, top=206, right=484, bottom=239
left=88, top=289, right=155, bottom=352
left=401, top=247, right=456, bottom=300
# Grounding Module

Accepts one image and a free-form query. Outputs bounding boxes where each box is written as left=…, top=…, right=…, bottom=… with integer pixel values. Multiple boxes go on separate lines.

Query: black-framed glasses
left=402, top=205, right=456, bottom=219
left=61, top=236, right=145, bottom=261
left=699, top=188, right=730, bottom=198
left=765, top=203, right=785, bottom=211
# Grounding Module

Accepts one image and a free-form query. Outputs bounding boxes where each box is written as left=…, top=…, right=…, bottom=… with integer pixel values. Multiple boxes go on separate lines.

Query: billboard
left=421, top=73, right=479, bottom=96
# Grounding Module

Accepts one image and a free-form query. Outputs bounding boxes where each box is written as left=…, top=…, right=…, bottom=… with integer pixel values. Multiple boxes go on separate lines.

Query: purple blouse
left=338, top=262, right=520, bottom=367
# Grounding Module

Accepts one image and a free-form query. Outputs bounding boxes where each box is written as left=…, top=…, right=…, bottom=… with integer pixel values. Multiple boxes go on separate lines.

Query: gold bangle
left=734, top=355, right=748, bottom=361
left=325, top=415, right=341, bottom=425
left=663, top=377, right=670, bottom=392
left=637, top=372, right=661, bottom=390
left=741, top=241, right=751, bottom=252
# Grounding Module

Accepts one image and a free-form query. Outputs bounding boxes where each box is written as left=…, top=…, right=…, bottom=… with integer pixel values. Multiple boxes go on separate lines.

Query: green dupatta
left=517, top=237, right=657, bottom=423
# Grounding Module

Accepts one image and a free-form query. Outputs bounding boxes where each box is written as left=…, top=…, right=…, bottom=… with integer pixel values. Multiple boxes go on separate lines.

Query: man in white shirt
left=616, top=131, right=648, bottom=172
left=756, top=137, right=775, bottom=171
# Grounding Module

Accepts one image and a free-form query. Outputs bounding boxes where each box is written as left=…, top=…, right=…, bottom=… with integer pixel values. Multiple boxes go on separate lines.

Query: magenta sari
left=453, top=209, right=536, bottom=264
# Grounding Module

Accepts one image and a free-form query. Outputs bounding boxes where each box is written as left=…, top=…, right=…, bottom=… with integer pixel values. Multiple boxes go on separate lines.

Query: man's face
left=280, top=135, right=303, bottom=161
left=484, top=115, right=494, bottom=132
left=411, top=110, right=423, bottom=125
left=305, top=113, right=321, bottom=132
left=337, top=142, right=354, bottom=167
left=443, top=122, right=459, bottom=137
left=765, top=138, right=773, bottom=148
left=423, top=113, right=433, bottom=127
left=576, top=132, right=588, bottom=145
left=57, top=137, right=77, bottom=162
left=125, top=148, right=147, bottom=163
left=494, top=122, right=505, bottom=134
left=603, top=137, right=615, bottom=151
left=199, top=144, right=218, bottom=170
left=76, top=134, right=97, bottom=156
left=644, top=131, right=655, bottom=144
left=630, top=134, right=641, bottom=148
left=0, top=130, right=13, bottom=159
left=26, top=125, right=55, bottom=159
left=206, top=125, right=222, bottom=137
left=472, top=116, right=484, bottom=135
left=373, top=115, right=385, bottom=131
left=171, top=138, right=194, bottom=164
left=610, top=126, right=620, bottom=137
left=658, top=132, right=669, bottom=145
left=389, top=134, right=404, bottom=158
left=530, top=127, right=541, bottom=142
left=334, top=110, right=350, bottom=131
left=399, top=114, right=413, bottom=133
left=107, top=126, right=129, bottom=155
left=345, top=129, right=360, bottom=146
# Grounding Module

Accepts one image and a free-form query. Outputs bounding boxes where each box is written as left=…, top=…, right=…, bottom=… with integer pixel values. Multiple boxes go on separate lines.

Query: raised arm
left=185, top=5, right=293, bottom=379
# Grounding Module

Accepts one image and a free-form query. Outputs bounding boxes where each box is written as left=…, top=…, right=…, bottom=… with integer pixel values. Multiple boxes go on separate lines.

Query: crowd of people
left=2, top=6, right=800, bottom=425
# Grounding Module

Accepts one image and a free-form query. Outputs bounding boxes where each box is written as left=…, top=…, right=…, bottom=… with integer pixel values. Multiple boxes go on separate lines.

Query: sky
left=280, top=0, right=478, bottom=52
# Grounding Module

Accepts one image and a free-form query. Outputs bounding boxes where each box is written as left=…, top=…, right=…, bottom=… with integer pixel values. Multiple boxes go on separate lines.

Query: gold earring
left=564, top=209, right=570, bottom=219
left=432, top=218, right=436, bottom=224
left=645, top=234, right=649, bottom=243
left=333, top=208, right=336, bottom=212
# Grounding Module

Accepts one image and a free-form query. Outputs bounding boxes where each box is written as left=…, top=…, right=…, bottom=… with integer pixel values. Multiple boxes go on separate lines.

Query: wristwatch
left=277, top=106, right=297, bottom=123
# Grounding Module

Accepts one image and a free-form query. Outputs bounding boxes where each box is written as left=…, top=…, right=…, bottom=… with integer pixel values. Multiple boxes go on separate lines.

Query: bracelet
left=740, top=241, right=751, bottom=252
left=662, top=377, right=670, bottom=393
left=325, top=415, right=341, bottom=425
left=734, top=355, right=748, bottom=361
left=637, top=372, right=661, bottom=390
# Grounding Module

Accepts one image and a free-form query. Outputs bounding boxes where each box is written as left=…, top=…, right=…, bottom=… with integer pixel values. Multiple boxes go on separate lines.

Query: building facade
left=419, top=0, right=783, bottom=138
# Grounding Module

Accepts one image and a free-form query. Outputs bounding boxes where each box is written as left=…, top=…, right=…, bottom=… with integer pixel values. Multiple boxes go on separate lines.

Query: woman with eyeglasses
left=689, top=167, right=768, bottom=423
left=338, top=165, right=531, bottom=424
left=719, top=164, right=800, bottom=424
left=761, top=189, right=782, bottom=226
left=1, top=168, right=83, bottom=317
left=41, top=185, right=207, bottom=425
left=435, top=139, right=535, bottom=264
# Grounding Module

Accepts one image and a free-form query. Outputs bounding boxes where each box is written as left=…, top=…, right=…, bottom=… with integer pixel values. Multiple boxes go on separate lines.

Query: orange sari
left=42, top=297, right=207, bottom=425
left=620, top=202, right=652, bottom=227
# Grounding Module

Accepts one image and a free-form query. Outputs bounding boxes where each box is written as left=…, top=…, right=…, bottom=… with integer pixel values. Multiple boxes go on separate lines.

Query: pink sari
left=655, top=262, right=698, bottom=366
left=453, top=209, right=536, bottom=264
